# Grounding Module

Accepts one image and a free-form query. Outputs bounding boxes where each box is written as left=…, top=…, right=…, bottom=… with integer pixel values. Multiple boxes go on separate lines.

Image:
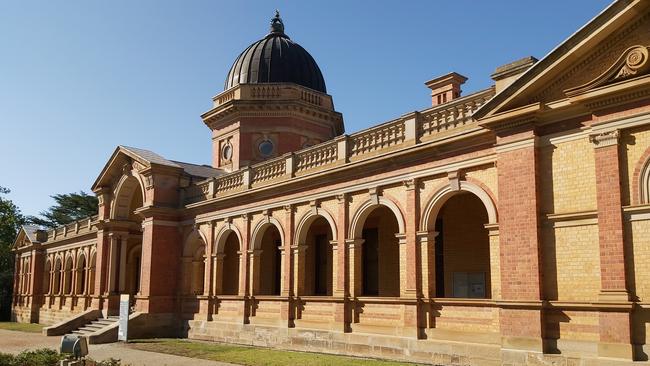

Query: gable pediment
left=475, top=0, right=650, bottom=121
left=565, top=45, right=650, bottom=96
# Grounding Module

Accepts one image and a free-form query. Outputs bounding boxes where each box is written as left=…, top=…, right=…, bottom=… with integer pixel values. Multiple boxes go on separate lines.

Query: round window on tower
left=258, top=139, right=274, bottom=157
left=222, top=142, right=233, bottom=161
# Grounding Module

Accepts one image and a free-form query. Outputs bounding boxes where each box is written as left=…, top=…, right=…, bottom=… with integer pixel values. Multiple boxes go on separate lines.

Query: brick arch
left=349, top=196, right=406, bottom=239
left=183, top=229, right=209, bottom=257
left=251, top=216, right=285, bottom=250
left=110, top=174, right=146, bottom=220
left=294, top=206, right=338, bottom=246
left=632, top=146, right=650, bottom=204
left=214, top=222, right=244, bottom=254
left=420, top=180, right=497, bottom=232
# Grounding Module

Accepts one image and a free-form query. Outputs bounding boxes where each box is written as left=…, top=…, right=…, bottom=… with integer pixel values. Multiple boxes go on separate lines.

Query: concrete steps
left=67, top=316, right=119, bottom=338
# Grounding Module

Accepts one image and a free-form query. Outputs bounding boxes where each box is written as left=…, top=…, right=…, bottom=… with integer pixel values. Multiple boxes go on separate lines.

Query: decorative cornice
left=589, top=129, right=619, bottom=148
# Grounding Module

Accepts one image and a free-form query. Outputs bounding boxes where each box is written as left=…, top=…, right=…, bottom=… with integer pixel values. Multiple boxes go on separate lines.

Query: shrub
left=0, top=348, right=62, bottom=366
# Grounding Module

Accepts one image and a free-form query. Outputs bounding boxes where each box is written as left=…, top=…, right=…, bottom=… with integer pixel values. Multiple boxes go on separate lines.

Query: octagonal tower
left=202, top=11, right=345, bottom=171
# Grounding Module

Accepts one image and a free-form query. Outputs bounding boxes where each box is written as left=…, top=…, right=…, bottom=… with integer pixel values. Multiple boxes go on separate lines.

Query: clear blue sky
left=0, top=0, right=612, bottom=217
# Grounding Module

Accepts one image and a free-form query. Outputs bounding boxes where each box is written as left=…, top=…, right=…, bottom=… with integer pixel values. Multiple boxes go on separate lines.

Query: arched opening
left=109, top=174, right=144, bottom=298
left=53, top=258, right=62, bottom=295
left=21, top=259, right=29, bottom=295
left=75, top=254, right=87, bottom=295
left=302, top=216, right=334, bottom=296
left=63, top=256, right=73, bottom=295
left=360, top=205, right=400, bottom=297
left=89, top=252, right=96, bottom=295
left=431, top=192, right=491, bottom=298
left=43, top=260, right=51, bottom=295
left=258, top=225, right=282, bottom=295
left=182, top=233, right=207, bottom=296
left=221, top=232, right=240, bottom=295
left=126, top=244, right=142, bottom=295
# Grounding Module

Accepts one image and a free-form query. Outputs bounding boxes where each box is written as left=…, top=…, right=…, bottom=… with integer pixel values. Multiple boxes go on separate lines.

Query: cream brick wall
left=543, top=225, right=600, bottom=302
left=464, top=165, right=498, bottom=201
left=539, top=137, right=597, bottom=214
left=629, top=220, right=650, bottom=301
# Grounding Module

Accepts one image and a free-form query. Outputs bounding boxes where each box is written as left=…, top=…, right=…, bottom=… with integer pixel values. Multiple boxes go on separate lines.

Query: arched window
left=43, top=260, right=51, bottom=295
left=641, top=157, right=650, bottom=204
left=63, top=256, right=73, bottom=295
left=88, top=252, right=96, bottom=295
left=75, top=254, right=87, bottom=295
left=53, top=258, right=62, bottom=295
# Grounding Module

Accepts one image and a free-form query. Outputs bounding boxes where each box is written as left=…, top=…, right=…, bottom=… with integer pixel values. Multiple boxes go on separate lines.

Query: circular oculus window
left=222, top=143, right=233, bottom=161
left=258, top=139, right=274, bottom=157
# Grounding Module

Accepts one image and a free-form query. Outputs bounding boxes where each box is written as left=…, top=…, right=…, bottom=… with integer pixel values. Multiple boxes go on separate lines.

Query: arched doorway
left=108, top=175, right=145, bottom=304
left=182, top=232, right=207, bottom=296
left=88, top=252, right=96, bottom=295
left=358, top=205, right=401, bottom=297
left=216, top=230, right=241, bottom=295
left=421, top=182, right=497, bottom=299
left=296, top=214, right=335, bottom=296
left=253, top=223, right=283, bottom=296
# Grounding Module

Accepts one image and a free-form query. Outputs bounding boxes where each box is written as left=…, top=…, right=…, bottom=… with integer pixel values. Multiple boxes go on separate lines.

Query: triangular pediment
left=91, top=146, right=181, bottom=191
left=11, top=225, right=43, bottom=250
left=475, top=0, right=650, bottom=120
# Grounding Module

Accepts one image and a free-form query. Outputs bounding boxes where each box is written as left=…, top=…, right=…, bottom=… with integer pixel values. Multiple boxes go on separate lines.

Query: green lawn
left=0, top=322, right=44, bottom=333
left=128, top=338, right=421, bottom=366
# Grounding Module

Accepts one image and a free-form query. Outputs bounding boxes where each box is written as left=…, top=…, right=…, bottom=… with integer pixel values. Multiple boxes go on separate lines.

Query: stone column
left=495, top=127, right=544, bottom=354
left=106, top=234, right=119, bottom=294
left=239, top=216, right=250, bottom=297
left=485, top=224, right=501, bottom=300
left=118, top=236, right=128, bottom=292
left=590, top=130, right=633, bottom=359
left=282, top=205, right=293, bottom=297
left=346, top=239, right=364, bottom=297
left=248, top=250, right=262, bottom=295
left=204, top=222, right=215, bottom=297
left=292, top=245, right=307, bottom=296
left=213, top=254, right=225, bottom=295
left=403, top=179, right=420, bottom=298
left=335, top=194, right=349, bottom=332
left=396, top=233, right=408, bottom=297
left=416, top=231, right=436, bottom=299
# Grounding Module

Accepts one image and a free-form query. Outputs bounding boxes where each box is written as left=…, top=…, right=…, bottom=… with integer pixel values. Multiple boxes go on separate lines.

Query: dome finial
left=270, top=10, right=284, bottom=34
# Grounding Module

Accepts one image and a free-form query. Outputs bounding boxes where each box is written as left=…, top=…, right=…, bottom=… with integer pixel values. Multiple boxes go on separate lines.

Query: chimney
left=425, top=72, right=468, bottom=107
left=491, top=56, right=538, bottom=93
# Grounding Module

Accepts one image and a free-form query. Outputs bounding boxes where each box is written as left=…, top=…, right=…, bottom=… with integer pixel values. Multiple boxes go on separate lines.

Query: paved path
left=0, top=329, right=233, bottom=366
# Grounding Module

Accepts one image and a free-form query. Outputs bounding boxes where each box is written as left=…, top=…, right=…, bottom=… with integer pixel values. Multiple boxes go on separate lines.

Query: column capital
left=345, top=238, right=364, bottom=249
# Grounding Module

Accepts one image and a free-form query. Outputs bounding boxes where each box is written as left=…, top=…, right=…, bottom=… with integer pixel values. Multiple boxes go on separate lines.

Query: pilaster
left=590, top=129, right=633, bottom=360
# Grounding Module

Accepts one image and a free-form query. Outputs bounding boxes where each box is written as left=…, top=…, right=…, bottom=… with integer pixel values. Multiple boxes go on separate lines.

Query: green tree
left=0, top=186, right=24, bottom=320
left=27, top=191, right=98, bottom=228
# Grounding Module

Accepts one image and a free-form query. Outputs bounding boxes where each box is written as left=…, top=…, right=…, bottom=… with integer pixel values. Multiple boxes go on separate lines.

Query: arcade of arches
left=11, top=3, right=650, bottom=364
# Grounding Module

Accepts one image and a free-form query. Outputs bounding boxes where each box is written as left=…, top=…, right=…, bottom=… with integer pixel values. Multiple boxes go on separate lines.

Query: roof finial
left=270, top=9, right=285, bottom=34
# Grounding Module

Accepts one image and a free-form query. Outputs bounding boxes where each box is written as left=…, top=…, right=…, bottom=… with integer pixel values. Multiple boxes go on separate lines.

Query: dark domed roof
left=224, top=11, right=326, bottom=93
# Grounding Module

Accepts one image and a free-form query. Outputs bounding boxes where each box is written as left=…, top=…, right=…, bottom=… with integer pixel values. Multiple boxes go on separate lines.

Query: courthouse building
left=11, top=1, right=650, bottom=364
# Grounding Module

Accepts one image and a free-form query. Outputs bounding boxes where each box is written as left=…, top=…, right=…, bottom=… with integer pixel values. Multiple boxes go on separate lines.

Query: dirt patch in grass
left=128, top=338, right=422, bottom=366
left=0, top=322, right=44, bottom=333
